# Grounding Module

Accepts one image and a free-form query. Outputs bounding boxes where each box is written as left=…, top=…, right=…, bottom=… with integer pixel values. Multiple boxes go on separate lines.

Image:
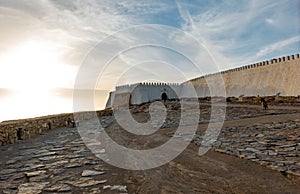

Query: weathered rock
left=65, top=163, right=82, bottom=168
left=82, top=170, right=105, bottom=177
left=103, top=185, right=128, bottom=192
left=44, top=184, right=72, bottom=192
left=17, top=182, right=49, bottom=194
left=25, top=170, right=46, bottom=178
left=66, top=178, right=107, bottom=187
left=0, top=169, right=17, bottom=175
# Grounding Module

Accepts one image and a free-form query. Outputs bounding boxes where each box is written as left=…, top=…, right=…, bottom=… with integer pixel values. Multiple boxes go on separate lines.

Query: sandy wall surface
left=106, top=54, right=299, bottom=107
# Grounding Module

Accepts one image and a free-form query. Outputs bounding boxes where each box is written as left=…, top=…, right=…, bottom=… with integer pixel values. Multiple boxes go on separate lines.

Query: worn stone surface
left=17, top=182, right=49, bottom=194
left=82, top=170, right=105, bottom=177
left=0, top=110, right=112, bottom=146
left=174, top=117, right=300, bottom=180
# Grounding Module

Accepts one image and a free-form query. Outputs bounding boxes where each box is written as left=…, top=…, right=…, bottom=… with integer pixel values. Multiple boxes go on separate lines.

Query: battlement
left=107, top=53, right=299, bottom=107
left=116, top=82, right=181, bottom=90
left=190, top=53, right=300, bottom=82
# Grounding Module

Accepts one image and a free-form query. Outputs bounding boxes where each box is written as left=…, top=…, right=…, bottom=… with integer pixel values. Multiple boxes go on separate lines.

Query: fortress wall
left=112, top=92, right=131, bottom=107
left=0, top=110, right=112, bottom=147
left=190, top=54, right=300, bottom=97
left=130, top=84, right=181, bottom=105
left=105, top=91, right=115, bottom=108
left=105, top=54, right=299, bottom=107
left=107, top=83, right=182, bottom=107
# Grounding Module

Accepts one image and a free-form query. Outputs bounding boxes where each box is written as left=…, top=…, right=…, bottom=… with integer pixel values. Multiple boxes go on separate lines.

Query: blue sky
left=0, top=1, right=298, bottom=81
left=0, top=0, right=299, bottom=120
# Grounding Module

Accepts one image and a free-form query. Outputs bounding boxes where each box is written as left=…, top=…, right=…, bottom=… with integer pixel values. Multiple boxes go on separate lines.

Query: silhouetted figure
left=67, top=117, right=76, bottom=127
left=260, top=97, right=268, bottom=110
left=48, top=122, right=52, bottom=129
left=67, top=118, right=72, bottom=126
left=161, top=92, right=168, bottom=103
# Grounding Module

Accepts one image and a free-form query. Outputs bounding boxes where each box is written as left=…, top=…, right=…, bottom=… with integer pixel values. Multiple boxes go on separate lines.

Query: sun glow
left=0, top=40, right=77, bottom=121
left=0, top=41, right=77, bottom=90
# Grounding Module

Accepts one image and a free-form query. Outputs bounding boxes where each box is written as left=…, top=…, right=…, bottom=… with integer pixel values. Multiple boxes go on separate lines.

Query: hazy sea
left=0, top=88, right=109, bottom=122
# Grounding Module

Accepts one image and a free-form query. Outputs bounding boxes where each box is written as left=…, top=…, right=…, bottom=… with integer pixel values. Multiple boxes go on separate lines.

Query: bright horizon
left=0, top=0, right=299, bottom=121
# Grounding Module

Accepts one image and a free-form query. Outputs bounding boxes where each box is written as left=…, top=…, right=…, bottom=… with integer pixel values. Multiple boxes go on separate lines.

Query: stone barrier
left=0, top=109, right=112, bottom=146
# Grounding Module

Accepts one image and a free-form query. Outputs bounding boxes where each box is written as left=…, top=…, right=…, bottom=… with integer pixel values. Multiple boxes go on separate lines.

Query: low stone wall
left=0, top=109, right=112, bottom=146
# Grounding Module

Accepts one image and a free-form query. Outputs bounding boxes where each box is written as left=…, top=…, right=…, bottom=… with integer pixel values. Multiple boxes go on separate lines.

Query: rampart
left=0, top=109, right=112, bottom=146
left=106, top=54, right=299, bottom=107
left=190, top=54, right=300, bottom=97
left=106, top=83, right=182, bottom=108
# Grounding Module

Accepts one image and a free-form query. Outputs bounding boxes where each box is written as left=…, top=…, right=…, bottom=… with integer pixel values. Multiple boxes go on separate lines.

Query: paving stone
left=19, top=164, right=45, bottom=172
left=65, top=163, right=83, bottom=168
left=82, top=170, right=105, bottom=177
left=17, top=182, right=49, bottom=194
left=0, top=169, right=17, bottom=175
left=65, top=178, right=107, bottom=187
left=29, top=174, right=50, bottom=182
left=25, top=170, right=47, bottom=178
left=43, top=184, right=72, bottom=192
left=38, top=155, right=59, bottom=161
left=103, top=185, right=128, bottom=192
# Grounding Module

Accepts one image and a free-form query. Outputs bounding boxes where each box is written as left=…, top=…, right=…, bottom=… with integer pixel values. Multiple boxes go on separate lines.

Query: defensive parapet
left=106, top=82, right=182, bottom=108
left=107, top=53, right=300, bottom=107
left=189, top=53, right=300, bottom=97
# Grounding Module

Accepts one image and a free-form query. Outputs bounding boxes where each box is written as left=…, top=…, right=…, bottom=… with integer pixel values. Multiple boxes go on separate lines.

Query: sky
left=0, top=0, right=299, bottom=121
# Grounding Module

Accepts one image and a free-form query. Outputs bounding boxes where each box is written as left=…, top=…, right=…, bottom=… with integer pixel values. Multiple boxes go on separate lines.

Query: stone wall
left=106, top=83, right=182, bottom=108
left=190, top=54, right=300, bottom=97
left=105, top=54, right=299, bottom=107
left=0, top=109, right=112, bottom=146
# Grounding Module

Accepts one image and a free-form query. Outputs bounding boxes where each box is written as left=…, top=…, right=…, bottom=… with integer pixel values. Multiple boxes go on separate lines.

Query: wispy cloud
left=0, top=0, right=299, bottom=88
left=255, top=36, right=300, bottom=58
left=176, top=0, right=299, bottom=69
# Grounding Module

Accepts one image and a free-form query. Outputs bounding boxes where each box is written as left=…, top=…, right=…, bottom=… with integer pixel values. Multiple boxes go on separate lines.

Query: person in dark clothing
left=161, top=92, right=168, bottom=103
left=260, top=97, right=268, bottom=110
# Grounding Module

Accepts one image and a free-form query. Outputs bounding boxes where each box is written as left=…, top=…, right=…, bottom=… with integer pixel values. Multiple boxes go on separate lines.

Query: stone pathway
left=214, top=119, right=300, bottom=177
left=171, top=115, right=300, bottom=183
left=0, top=116, right=128, bottom=194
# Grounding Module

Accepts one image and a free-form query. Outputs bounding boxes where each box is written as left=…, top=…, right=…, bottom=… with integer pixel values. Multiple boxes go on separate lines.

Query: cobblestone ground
left=190, top=119, right=300, bottom=177
left=0, top=117, right=121, bottom=194
left=1, top=102, right=300, bottom=193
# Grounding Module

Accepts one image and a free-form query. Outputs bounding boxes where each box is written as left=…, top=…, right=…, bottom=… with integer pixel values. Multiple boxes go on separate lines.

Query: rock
left=255, top=134, right=265, bottom=138
left=283, top=147, right=295, bottom=151
left=66, top=178, right=107, bottom=187
left=212, top=140, right=222, bottom=147
left=49, top=147, right=65, bottom=151
left=44, top=184, right=71, bottom=192
left=3, top=189, right=17, bottom=194
left=268, top=151, right=278, bottom=156
left=38, top=156, right=58, bottom=161
left=34, top=151, right=56, bottom=158
left=46, top=160, right=69, bottom=168
left=256, top=147, right=267, bottom=151
left=25, top=170, right=46, bottom=178
left=245, top=147, right=259, bottom=152
left=1, top=173, right=25, bottom=181
left=17, top=182, right=49, bottom=194
left=82, top=170, right=105, bottom=177
left=103, top=185, right=128, bottom=192
left=19, top=164, right=45, bottom=172
left=0, top=169, right=17, bottom=175
left=65, top=163, right=82, bottom=168
left=6, top=160, right=17, bottom=165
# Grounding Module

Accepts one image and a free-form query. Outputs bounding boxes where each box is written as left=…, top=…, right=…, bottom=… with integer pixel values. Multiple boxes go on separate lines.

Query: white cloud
left=255, top=36, right=300, bottom=58
left=175, top=0, right=299, bottom=70
left=265, top=18, right=274, bottom=24
left=0, top=0, right=298, bottom=88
